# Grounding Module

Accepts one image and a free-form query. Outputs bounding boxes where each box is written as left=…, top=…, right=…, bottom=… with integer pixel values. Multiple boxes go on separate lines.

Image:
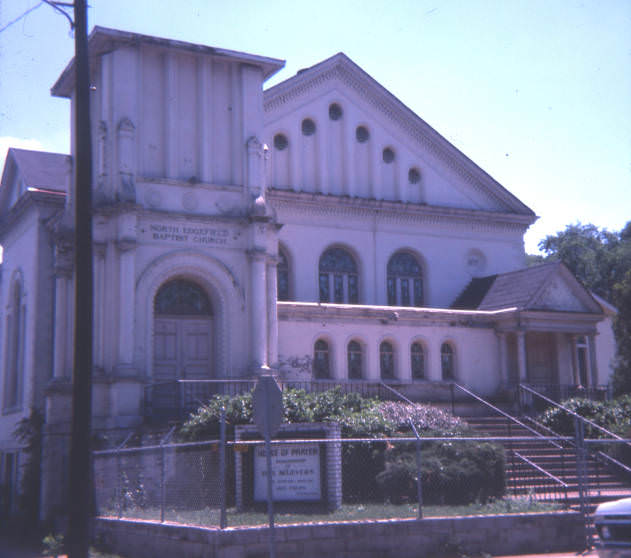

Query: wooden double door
left=153, top=316, right=212, bottom=381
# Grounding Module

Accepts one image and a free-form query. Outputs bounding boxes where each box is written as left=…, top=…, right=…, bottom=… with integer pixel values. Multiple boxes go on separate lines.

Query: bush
left=538, top=396, right=631, bottom=438
left=376, top=441, right=505, bottom=505
left=178, top=388, right=505, bottom=505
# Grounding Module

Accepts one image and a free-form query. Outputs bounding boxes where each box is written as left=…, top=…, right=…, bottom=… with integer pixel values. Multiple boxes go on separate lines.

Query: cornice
left=267, top=189, right=534, bottom=234
left=0, top=190, right=66, bottom=240
left=278, top=300, right=515, bottom=326
left=264, top=56, right=535, bottom=218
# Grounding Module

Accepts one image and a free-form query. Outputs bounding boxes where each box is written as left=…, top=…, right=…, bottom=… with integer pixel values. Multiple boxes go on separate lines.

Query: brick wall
left=95, top=511, right=585, bottom=558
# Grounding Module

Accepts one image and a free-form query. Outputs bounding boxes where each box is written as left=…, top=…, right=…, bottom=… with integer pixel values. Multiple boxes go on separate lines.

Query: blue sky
left=1, top=0, right=629, bottom=253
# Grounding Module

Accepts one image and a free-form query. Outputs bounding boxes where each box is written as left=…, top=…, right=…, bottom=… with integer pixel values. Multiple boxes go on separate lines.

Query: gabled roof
left=52, top=26, right=286, bottom=98
left=264, top=52, right=536, bottom=218
left=452, top=262, right=602, bottom=314
left=1, top=148, right=71, bottom=192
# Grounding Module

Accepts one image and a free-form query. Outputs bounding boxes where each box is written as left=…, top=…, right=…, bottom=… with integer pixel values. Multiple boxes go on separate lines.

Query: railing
left=519, top=383, right=611, bottom=410
left=510, top=450, right=569, bottom=503
left=518, top=384, right=631, bottom=481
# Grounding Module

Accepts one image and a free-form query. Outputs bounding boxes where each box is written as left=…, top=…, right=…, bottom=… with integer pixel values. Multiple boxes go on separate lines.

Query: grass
left=102, top=497, right=563, bottom=528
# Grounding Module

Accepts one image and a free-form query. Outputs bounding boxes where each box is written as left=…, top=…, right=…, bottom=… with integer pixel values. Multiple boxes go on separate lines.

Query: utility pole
left=66, top=0, right=93, bottom=557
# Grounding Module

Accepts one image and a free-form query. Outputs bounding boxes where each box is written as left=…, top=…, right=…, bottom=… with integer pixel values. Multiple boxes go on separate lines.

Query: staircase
left=465, top=416, right=631, bottom=507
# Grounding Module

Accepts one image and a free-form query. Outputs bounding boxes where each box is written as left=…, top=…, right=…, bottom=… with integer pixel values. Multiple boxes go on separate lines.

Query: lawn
left=103, top=497, right=563, bottom=528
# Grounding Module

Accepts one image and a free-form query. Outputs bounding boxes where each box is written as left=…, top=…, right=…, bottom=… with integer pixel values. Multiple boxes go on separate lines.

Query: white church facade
left=0, top=28, right=616, bottom=519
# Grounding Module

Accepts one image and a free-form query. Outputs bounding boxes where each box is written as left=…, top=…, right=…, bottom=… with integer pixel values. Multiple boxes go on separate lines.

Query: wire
left=41, top=0, right=75, bottom=28
left=0, top=1, right=45, bottom=34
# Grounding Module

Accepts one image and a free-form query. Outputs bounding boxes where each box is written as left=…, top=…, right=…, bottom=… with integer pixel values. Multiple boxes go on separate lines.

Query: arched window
left=411, top=342, right=425, bottom=380
left=347, top=340, right=362, bottom=380
left=387, top=252, right=423, bottom=307
left=380, top=341, right=395, bottom=379
left=3, top=280, right=25, bottom=411
left=441, top=343, right=455, bottom=380
left=319, top=247, right=359, bottom=304
left=154, top=279, right=212, bottom=315
left=313, top=339, right=330, bottom=379
left=277, top=248, right=290, bottom=301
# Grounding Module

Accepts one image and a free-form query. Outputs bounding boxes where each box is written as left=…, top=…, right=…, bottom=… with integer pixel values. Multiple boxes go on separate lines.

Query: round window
left=356, top=126, right=370, bottom=143
left=301, top=118, right=316, bottom=136
left=329, top=103, right=343, bottom=121
left=383, top=147, right=395, bottom=164
left=273, top=133, right=288, bottom=151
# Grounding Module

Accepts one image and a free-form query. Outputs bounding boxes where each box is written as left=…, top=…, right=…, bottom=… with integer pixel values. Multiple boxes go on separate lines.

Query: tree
left=536, top=221, right=631, bottom=395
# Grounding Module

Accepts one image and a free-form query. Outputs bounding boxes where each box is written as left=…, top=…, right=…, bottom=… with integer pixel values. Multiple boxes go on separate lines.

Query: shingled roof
left=451, top=262, right=600, bottom=312
left=5, top=148, right=71, bottom=193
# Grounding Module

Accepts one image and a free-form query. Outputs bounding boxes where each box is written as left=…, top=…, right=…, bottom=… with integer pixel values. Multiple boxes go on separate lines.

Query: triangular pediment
left=0, top=148, right=70, bottom=217
left=263, top=53, right=535, bottom=218
left=529, top=267, right=602, bottom=313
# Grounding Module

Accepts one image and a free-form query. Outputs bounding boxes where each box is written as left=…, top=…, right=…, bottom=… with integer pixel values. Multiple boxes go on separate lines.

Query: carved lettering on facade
left=144, top=223, right=233, bottom=246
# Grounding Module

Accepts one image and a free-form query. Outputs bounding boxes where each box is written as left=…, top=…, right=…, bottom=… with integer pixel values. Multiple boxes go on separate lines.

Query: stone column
left=266, top=258, right=279, bottom=367
left=570, top=335, right=579, bottom=385
left=517, top=330, right=527, bottom=383
left=497, top=332, right=507, bottom=387
left=116, top=239, right=136, bottom=373
left=249, top=249, right=268, bottom=370
left=588, top=333, right=599, bottom=386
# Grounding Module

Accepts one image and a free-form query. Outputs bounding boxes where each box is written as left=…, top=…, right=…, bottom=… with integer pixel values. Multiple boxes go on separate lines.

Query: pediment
left=263, top=53, right=535, bottom=218
left=529, top=267, right=602, bottom=314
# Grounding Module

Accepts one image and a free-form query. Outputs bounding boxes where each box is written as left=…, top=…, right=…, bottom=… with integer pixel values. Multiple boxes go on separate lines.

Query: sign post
left=253, top=375, right=283, bottom=558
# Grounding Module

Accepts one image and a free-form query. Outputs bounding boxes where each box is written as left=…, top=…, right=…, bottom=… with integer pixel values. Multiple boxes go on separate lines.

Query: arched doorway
left=153, top=279, right=213, bottom=380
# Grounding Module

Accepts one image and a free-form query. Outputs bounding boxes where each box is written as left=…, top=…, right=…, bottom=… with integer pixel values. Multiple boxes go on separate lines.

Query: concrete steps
left=464, top=416, right=631, bottom=506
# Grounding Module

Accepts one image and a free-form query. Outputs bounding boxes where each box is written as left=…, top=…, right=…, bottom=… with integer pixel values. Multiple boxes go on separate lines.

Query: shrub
left=178, top=388, right=505, bottom=505
left=376, top=441, right=505, bottom=505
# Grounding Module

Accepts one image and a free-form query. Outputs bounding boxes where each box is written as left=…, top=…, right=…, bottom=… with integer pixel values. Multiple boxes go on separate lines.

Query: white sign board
left=253, top=443, right=321, bottom=502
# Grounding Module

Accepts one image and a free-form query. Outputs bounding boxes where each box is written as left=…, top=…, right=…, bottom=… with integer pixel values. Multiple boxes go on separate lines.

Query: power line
left=0, top=1, right=45, bottom=34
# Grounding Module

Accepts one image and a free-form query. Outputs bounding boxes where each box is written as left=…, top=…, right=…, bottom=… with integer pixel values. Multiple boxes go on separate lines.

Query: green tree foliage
left=536, top=221, right=631, bottom=394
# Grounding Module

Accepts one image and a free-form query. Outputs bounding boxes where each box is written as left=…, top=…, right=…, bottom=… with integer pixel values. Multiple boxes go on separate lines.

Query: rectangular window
left=319, top=273, right=330, bottom=303
left=401, top=279, right=410, bottom=306
left=387, top=277, right=396, bottom=305
left=334, top=274, right=344, bottom=303
left=413, top=279, right=423, bottom=307
left=348, top=275, right=358, bottom=304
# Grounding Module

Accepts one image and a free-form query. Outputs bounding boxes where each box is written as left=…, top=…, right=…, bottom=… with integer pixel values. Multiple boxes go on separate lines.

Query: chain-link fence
left=93, top=430, right=631, bottom=531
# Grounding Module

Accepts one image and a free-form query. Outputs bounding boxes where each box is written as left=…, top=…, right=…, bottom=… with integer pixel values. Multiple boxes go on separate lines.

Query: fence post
left=450, top=383, right=455, bottom=415
left=219, top=408, right=227, bottom=529
left=415, top=436, right=423, bottom=520
left=160, top=442, right=166, bottom=523
left=574, top=416, right=589, bottom=548
left=116, top=447, right=122, bottom=519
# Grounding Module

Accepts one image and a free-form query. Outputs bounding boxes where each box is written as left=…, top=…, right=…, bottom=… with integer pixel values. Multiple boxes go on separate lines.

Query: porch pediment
left=452, top=261, right=603, bottom=315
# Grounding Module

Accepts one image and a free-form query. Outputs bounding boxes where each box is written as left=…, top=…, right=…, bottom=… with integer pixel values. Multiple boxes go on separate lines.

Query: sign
left=141, top=223, right=237, bottom=247
left=253, top=376, right=283, bottom=438
left=253, top=443, right=322, bottom=502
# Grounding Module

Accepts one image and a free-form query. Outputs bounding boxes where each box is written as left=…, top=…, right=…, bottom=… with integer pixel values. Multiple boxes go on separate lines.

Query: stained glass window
left=411, top=342, right=425, bottom=380
left=154, top=279, right=212, bottom=315
left=313, top=339, right=330, bottom=379
left=347, top=341, right=362, bottom=379
left=319, top=248, right=359, bottom=304
left=380, top=341, right=395, bottom=379
left=387, top=252, right=423, bottom=307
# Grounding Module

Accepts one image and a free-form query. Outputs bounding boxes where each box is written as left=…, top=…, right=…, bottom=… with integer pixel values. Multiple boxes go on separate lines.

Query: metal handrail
left=452, top=382, right=563, bottom=449
left=519, top=383, right=628, bottom=442
left=512, top=450, right=569, bottom=489
left=520, top=383, right=631, bottom=478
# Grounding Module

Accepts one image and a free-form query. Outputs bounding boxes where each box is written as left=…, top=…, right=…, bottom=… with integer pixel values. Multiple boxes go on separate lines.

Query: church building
left=0, top=27, right=616, bottom=519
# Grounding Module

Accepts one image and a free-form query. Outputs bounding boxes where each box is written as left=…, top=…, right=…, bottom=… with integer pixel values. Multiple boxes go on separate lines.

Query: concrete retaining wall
left=95, top=511, right=585, bottom=558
